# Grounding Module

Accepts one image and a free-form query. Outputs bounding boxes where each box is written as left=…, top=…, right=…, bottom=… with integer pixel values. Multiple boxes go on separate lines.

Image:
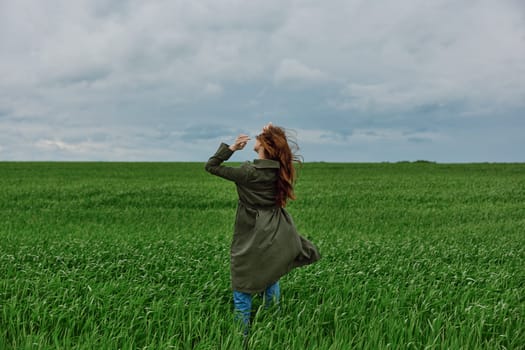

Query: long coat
left=205, top=143, right=320, bottom=293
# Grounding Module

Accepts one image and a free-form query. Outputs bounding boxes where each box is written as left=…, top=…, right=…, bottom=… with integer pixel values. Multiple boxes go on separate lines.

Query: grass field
left=0, top=161, right=524, bottom=349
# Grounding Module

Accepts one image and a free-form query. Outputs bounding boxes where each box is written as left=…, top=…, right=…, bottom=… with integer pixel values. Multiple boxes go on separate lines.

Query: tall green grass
left=1, top=162, right=523, bottom=349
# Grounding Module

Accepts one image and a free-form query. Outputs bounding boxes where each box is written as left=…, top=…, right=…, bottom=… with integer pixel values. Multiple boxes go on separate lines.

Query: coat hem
left=231, top=277, right=283, bottom=294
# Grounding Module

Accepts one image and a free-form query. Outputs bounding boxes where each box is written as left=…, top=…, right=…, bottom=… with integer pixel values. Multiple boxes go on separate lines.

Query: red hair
left=256, top=125, right=302, bottom=207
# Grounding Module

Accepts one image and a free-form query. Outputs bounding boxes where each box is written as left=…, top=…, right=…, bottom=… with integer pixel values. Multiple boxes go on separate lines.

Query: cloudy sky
left=1, top=0, right=524, bottom=162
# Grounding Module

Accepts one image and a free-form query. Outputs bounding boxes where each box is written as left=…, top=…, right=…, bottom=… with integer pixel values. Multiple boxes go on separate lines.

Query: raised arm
left=205, top=134, right=253, bottom=184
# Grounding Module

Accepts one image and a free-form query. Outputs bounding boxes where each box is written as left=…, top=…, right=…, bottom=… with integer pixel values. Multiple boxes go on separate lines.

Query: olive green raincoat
left=205, top=143, right=320, bottom=293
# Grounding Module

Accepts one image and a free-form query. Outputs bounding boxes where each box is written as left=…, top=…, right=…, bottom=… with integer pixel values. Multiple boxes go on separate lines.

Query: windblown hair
left=256, top=125, right=303, bottom=207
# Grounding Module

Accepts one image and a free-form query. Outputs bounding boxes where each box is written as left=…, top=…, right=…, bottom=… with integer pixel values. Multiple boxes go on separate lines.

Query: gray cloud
left=180, top=125, right=238, bottom=142
left=0, top=0, right=524, bottom=161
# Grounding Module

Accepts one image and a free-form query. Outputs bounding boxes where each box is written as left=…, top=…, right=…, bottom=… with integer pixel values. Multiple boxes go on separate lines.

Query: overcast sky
left=1, top=0, right=524, bottom=162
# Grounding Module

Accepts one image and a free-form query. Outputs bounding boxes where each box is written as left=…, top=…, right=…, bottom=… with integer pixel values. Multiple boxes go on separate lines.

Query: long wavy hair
left=256, top=125, right=302, bottom=207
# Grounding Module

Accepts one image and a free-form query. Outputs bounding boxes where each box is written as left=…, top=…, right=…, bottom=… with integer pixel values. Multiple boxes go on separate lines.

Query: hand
left=229, top=134, right=251, bottom=151
left=263, top=122, right=273, bottom=132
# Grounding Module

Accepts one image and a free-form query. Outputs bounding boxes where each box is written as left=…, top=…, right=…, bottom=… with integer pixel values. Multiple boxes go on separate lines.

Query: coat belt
left=238, top=200, right=279, bottom=211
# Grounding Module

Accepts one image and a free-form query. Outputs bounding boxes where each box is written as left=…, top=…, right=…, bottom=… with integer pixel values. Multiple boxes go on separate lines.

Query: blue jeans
left=233, top=281, right=280, bottom=326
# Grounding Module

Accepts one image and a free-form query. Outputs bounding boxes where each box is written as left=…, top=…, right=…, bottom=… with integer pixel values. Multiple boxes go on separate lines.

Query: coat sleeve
left=205, top=143, right=254, bottom=184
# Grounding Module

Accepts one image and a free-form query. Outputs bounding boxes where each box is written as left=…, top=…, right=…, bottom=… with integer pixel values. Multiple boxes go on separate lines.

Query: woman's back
left=235, top=159, right=280, bottom=209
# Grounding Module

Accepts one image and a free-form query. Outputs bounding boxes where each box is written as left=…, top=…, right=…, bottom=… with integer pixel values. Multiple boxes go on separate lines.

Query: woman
left=205, top=123, right=321, bottom=327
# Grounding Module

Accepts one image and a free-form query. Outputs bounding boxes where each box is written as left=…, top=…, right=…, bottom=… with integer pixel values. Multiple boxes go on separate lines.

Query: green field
left=1, top=162, right=524, bottom=349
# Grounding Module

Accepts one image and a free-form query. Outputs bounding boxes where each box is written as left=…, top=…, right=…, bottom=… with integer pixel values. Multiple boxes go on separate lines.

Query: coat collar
left=253, top=158, right=280, bottom=169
